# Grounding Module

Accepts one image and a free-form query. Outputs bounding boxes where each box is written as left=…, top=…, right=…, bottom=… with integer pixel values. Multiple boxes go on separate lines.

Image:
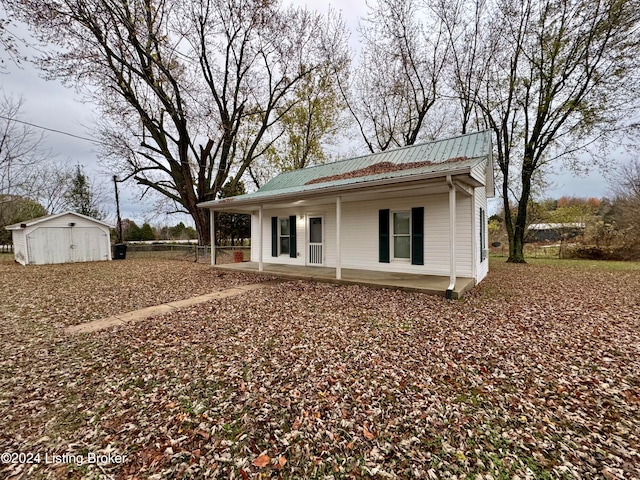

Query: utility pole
left=113, top=175, right=123, bottom=243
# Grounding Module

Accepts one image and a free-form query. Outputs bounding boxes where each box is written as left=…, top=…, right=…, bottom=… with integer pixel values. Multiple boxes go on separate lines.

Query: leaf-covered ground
left=1, top=257, right=639, bottom=479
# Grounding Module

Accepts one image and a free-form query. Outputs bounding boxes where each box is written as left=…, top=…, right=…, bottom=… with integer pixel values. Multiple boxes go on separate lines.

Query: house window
left=392, top=211, right=410, bottom=259
left=280, top=217, right=290, bottom=255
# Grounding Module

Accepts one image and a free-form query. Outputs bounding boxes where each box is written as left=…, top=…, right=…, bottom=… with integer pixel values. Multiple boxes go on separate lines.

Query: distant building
left=527, top=222, right=585, bottom=243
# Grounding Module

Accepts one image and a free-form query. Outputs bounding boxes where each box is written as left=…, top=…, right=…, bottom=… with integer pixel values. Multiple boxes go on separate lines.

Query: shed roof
left=4, top=211, right=113, bottom=230
left=199, top=130, right=492, bottom=209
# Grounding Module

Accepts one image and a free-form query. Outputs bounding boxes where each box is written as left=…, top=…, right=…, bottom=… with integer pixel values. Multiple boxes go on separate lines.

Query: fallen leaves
left=1, top=257, right=639, bottom=478
left=252, top=453, right=270, bottom=468
left=363, top=425, right=376, bottom=440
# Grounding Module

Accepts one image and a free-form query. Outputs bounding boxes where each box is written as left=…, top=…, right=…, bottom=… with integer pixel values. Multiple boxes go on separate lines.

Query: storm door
left=308, top=216, right=323, bottom=265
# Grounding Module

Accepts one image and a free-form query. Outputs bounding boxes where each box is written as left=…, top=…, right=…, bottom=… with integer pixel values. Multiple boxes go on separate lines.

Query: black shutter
left=271, top=217, right=278, bottom=257
left=411, top=207, right=424, bottom=265
left=379, top=209, right=390, bottom=263
left=289, top=215, right=297, bottom=258
left=480, top=208, right=486, bottom=261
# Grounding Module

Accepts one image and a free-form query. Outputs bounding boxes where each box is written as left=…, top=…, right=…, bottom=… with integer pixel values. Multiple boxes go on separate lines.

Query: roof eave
left=4, top=211, right=114, bottom=230
left=199, top=165, right=482, bottom=211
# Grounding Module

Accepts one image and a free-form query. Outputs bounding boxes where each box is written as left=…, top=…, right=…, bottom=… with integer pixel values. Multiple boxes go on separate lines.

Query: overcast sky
left=1, top=0, right=620, bottom=225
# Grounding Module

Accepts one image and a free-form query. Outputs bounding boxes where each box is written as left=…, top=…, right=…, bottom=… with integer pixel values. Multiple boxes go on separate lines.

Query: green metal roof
left=199, top=130, right=492, bottom=208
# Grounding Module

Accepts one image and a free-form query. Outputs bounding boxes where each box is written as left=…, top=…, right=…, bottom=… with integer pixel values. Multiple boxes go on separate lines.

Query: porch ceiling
left=211, top=262, right=475, bottom=299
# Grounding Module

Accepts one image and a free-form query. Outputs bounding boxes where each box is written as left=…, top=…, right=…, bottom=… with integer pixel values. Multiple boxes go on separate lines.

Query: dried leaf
left=363, top=425, right=375, bottom=440
left=252, top=453, right=270, bottom=468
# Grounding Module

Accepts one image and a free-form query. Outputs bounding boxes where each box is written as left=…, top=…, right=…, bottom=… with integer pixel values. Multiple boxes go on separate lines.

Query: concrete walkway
left=65, top=282, right=275, bottom=335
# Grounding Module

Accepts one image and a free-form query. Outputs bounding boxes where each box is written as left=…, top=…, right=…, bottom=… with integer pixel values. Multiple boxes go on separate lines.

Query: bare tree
left=611, top=158, right=640, bottom=249
left=440, top=0, right=640, bottom=262
left=345, top=0, right=450, bottom=152
left=249, top=51, right=351, bottom=187
left=0, top=91, right=50, bottom=198
left=0, top=1, right=23, bottom=66
left=7, top=0, right=348, bottom=244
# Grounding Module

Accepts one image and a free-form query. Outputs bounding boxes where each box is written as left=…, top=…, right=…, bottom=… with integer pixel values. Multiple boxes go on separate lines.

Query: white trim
left=306, top=215, right=324, bottom=266
left=447, top=175, right=456, bottom=296
left=199, top=167, right=482, bottom=210
left=258, top=206, right=263, bottom=272
left=471, top=192, right=477, bottom=280
left=210, top=209, right=216, bottom=266
left=391, top=210, right=411, bottom=262
left=4, top=210, right=113, bottom=230
left=278, top=217, right=293, bottom=257
left=336, top=196, right=342, bottom=280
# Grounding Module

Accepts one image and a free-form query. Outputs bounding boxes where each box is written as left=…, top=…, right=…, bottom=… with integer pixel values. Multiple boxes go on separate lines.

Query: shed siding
left=12, top=213, right=111, bottom=265
left=12, top=230, right=27, bottom=265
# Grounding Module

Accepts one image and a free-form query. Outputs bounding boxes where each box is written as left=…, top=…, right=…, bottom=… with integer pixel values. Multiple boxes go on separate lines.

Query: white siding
left=258, top=208, right=307, bottom=266
left=341, top=194, right=473, bottom=277
left=474, top=187, right=489, bottom=283
left=250, top=214, right=260, bottom=263
left=11, top=230, right=27, bottom=266
left=16, top=213, right=111, bottom=265
left=251, top=193, right=475, bottom=278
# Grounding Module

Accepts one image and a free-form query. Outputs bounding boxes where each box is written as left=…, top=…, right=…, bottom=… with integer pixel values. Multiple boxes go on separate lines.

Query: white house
left=199, top=131, right=493, bottom=297
left=5, top=211, right=112, bottom=265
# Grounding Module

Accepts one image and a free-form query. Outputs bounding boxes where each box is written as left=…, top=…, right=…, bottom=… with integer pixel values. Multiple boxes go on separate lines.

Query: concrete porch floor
left=212, top=262, right=475, bottom=299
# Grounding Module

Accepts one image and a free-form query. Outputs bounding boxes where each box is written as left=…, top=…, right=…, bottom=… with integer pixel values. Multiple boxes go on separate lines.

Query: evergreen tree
left=64, top=165, right=104, bottom=219
left=216, top=181, right=250, bottom=246
left=139, top=223, right=155, bottom=241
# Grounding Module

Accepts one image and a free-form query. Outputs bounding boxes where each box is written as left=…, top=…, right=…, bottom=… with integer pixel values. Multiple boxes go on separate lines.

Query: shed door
left=27, top=227, right=72, bottom=265
left=72, top=227, right=110, bottom=262
left=307, top=216, right=323, bottom=265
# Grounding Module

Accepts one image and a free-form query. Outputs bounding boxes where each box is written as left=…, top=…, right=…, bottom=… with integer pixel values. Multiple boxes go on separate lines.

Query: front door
left=308, top=216, right=323, bottom=265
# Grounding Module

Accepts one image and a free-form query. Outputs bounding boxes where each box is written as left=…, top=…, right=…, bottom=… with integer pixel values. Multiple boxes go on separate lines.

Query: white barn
left=5, top=211, right=112, bottom=265
left=199, top=131, right=493, bottom=297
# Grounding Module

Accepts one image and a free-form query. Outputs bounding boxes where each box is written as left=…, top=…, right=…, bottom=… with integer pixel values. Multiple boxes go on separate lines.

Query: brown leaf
left=275, top=456, right=287, bottom=470
left=363, top=425, right=375, bottom=440
left=252, top=453, right=270, bottom=468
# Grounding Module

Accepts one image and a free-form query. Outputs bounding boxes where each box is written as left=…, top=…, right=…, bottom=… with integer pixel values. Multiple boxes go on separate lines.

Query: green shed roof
left=199, top=130, right=492, bottom=208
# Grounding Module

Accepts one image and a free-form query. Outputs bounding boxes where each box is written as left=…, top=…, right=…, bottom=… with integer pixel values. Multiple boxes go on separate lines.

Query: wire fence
left=124, top=243, right=250, bottom=264
left=490, top=243, right=574, bottom=259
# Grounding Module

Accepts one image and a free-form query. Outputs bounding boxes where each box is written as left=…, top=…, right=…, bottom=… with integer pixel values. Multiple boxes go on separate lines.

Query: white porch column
left=258, top=205, right=264, bottom=272
left=446, top=175, right=456, bottom=299
left=210, top=209, right=216, bottom=266
left=336, top=196, right=342, bottom=280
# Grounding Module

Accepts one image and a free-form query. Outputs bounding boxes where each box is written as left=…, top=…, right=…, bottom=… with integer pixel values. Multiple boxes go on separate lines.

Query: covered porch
left=210, top=262, right=475, bottom=299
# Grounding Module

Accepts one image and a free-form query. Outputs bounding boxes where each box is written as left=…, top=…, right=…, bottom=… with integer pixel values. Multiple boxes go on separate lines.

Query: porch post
left=336, top=196, right=342, bottom=280
left=210, top=209, right=216, bottom=266
left=258, top=205, right=264, bottom=272
left=446, top=175, right=456, bottom=299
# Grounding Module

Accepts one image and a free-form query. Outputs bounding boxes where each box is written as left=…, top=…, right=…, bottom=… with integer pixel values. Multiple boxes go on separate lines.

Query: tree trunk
left=192, top=207, right=210, bottom=246
left=507, top=157, right=534, bottom=263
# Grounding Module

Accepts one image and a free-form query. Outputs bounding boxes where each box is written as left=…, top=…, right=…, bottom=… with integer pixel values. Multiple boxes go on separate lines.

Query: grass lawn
left=1, top=257, right=639, bottom=479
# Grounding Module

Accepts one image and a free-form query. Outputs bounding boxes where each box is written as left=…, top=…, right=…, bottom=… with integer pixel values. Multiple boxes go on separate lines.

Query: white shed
left=5, top=211, right=112, bottom=265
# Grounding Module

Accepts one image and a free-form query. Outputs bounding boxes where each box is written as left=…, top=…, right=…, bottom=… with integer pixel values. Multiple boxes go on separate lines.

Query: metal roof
left=199, top=130, right=492, bottom=208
